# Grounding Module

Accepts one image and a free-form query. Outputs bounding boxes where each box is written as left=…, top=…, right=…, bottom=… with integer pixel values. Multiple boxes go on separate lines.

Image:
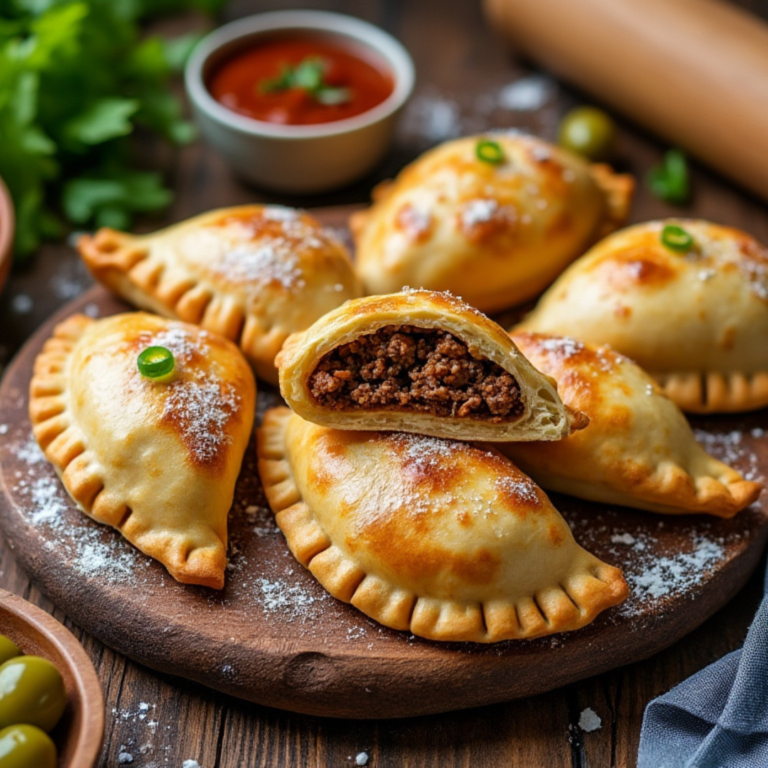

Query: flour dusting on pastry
left=29, top=312, right=256, bottom=589
left=78, top=204, right=362, bottom=383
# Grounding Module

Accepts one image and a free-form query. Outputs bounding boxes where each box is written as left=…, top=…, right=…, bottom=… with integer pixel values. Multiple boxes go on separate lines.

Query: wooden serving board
left=1, top=232, right=768, bottom=718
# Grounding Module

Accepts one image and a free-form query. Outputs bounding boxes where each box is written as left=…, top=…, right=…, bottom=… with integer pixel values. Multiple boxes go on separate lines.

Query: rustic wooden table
left=1, top=1, right=767, bottom=766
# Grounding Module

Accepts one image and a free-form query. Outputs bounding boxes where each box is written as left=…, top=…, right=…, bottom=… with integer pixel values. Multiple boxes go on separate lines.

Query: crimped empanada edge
left=655, top=370, right=768, bottom=414
left=28, top=313, right=228, bottom=589
left=257, top=407, right=628, bottom=643
left=79, top=227, right=294, bottom=385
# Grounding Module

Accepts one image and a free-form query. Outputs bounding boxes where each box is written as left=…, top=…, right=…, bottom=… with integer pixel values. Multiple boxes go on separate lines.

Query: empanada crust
left=352, top=134, right=633, bottom=313
left=519, top=220, right=768, bottom=413
left=29, top=312, right=256, bottom=588
left=277, top=289, right=586, bottom=442
left=257, top=408, right=627, bottom=642
left=500, top=333, right=763, bottom=517
left=79, top=205, right=362, bottom=384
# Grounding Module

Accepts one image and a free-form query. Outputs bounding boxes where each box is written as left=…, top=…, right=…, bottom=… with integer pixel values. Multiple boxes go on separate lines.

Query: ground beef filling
left=308, top=325, right=524, bottom=421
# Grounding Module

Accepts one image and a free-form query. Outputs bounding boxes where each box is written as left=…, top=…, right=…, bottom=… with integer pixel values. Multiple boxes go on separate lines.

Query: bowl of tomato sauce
left=185, top=11, right=415, bottom=193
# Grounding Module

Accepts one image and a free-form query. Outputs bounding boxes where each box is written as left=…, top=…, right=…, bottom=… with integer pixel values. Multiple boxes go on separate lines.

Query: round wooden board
left=1, top=215, right=768, bottom=718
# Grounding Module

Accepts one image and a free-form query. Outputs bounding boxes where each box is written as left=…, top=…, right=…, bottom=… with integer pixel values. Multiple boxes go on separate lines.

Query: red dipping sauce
left=208, top=38, right=395, bottom=126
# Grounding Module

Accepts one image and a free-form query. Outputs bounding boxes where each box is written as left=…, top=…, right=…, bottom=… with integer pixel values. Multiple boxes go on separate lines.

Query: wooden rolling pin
left=484, top=0, right=768, bottom=201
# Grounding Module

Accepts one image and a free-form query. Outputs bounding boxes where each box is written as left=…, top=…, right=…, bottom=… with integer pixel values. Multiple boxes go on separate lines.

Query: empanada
left=79, top=205, right=362, bottom=384
left=277, top=289, right=586, bottom=442
left=499, top=333, right=762, bottom=517
left=29, top=312, right=256, bottom=589
left=351, top=133, right=633, bottom=313
left=519, top=219, right=768, bottom=413
left=257, top=408, right=627, bottom=642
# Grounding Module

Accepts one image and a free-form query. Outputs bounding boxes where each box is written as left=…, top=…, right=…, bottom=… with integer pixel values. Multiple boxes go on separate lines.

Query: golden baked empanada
left=519, top=220, right=768, bottom=413
left=499, top=333, right=762, bottom=517
left=277, top=289, right=586, bottom=442
left=257, top=408, right=627, bottom=642
left=351, top=133, right=633, bottom=313
left=29, top=312, right=256, bottom=589
left=79, top=205, right=362, bottom=384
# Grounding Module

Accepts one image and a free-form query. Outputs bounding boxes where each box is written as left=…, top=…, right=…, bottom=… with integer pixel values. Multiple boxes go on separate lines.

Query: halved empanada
left=277, top=289, right=586, bottom=442
left=29, top=312, right=256, bottom=588
left=519, top=219, right=768, bottom=413
left=351, top=133, right=633, bottom=313
left=79, top=205, right=362, bottom=384
left=257, top=408, right=627, bottom=642
left=499, top=332, right=763, bottom=517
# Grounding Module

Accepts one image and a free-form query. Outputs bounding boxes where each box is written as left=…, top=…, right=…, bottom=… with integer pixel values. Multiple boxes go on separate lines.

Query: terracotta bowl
left=0, top=589, right=104, bottom=767
left=0, top=177, right=13, bottom=295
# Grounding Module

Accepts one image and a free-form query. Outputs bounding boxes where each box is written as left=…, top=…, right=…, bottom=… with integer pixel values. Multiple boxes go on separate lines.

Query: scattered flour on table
left=629, top=537, right=725, bottom=599
left=578, top=708, right=602, bottom=733
left=606, top=527, right=727, bottom=615
left=113, top=703, right=173, bottom=766
left=401, top=89, right=462, bottom=144
left=254, top=573, right=330, bottom=623
left=182, top=761, right=201, bottom=768
left=694, top=427, right=765, bottom=483
left=11, top=435, right=148, bottom=585
left=497, top=75, right=554, bottom=111
left=355, top=753, right=370, bottom=766
left=11, top=294, right=33, bottom=314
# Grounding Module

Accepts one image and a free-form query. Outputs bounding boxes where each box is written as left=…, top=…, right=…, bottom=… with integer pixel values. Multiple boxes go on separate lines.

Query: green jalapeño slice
left=476, top=139, right=505, bottom=165
left=137, top=346, right=175, bottom=380
left=660, top=224, right=694, bottom=252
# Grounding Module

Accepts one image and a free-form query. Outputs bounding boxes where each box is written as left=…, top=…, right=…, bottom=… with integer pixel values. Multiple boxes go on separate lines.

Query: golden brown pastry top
left=258, top=408, right=628, bottom=642
left=30, top=312, right=256, bottom=588
left=352, top=133, right=633, bottom=312
left=79, top=205, right=362, bottom=383
left=520, top=219, right=768, bottom=373
left=501, top=332, right=762, bottom=516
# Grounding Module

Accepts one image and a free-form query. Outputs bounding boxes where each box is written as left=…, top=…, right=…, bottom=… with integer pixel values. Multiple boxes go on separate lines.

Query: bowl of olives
left=0, top=589, right=103, bottom=767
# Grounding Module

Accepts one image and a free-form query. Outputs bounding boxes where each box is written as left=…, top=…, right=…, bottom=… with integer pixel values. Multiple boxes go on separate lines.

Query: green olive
left=0, top=725, right=56, bottom=768
left=558, top=106, right=617, bottom=160
left=0, top=638, right=20, bottom=667
left=0, top=656, right=66, bottom=732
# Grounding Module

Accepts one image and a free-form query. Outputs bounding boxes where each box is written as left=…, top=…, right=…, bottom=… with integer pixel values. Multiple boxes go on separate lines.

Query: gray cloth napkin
left=637, top=564, right=768, bottom=768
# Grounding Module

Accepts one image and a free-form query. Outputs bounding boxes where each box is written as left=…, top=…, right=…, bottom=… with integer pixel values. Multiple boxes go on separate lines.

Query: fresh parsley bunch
left=0, top=0, right=224, bottom=261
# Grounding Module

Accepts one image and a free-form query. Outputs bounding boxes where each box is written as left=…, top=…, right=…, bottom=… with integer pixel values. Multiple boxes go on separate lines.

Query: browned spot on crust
left=545, top=210, right=575, bottom=239
left=395, top=203, right=433, bottom=244
left=455, top=202, right=516, bottom=244
left=606, top=257, right=676, bottom=289
left=719, top=326, right=738, bottom=350
left=548, top=523, right=565, bottom=547
left=356, top=511, right=501, bottom=587
left=211, top=207, right=331, bottom=252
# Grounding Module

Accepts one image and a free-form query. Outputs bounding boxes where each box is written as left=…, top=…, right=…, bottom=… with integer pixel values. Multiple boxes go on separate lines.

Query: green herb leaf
left=316, top=86, right=352, bottom=106
left=162, top=33, right=203, bottom=72
left=647, top=149, right=690, bottom=204
left=64, top=98, right=139, bottom=145
left=257, top=56, right=353, bottom=105
left=0, top=0, right=218, bottom=262
left=292, top=57, right=325, bottom=91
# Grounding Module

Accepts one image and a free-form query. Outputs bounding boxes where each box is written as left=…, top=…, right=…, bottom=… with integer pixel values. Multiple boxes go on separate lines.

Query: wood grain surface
left=1, top=0, right=768, bottom=765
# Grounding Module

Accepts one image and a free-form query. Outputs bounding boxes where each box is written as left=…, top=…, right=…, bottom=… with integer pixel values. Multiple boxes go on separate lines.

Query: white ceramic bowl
left=185, top=11, right=415, bottom=194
